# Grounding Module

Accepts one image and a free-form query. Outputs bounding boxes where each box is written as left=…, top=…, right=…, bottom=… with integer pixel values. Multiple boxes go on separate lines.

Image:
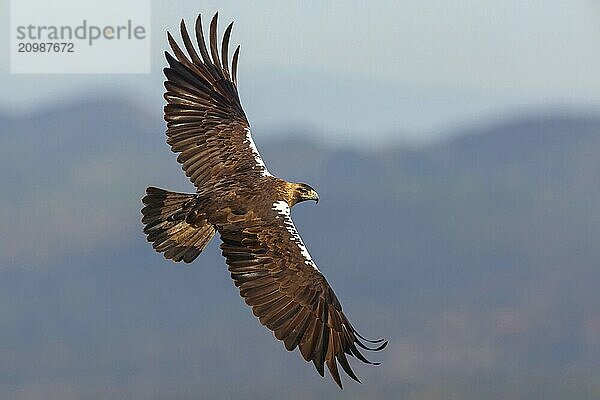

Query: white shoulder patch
left=244, top=128, right=273, bottom=177
left=272, top=201, right=321, bottom=273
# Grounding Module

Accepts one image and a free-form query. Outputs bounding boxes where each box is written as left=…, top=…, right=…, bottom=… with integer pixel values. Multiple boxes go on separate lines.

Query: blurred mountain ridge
left=1, top=98, right=599, bottom=399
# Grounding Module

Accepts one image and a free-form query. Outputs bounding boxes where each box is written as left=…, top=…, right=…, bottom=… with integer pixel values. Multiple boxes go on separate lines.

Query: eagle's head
left=291, top=183, right=319, bottom=206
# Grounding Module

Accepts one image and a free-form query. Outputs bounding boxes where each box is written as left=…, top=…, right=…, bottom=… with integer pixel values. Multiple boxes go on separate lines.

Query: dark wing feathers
left=208, top=14, right=222, bottom=71
left=164, top=13, right=271, bottom=192
left=221, top=22, right=234, bottom=77
left=219, top=205, right=387, bottom=388
left=231, top=45, right=241, bottom=85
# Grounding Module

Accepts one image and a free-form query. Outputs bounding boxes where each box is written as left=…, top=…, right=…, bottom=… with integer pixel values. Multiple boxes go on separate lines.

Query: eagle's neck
left=278, top=181, right=300, bottom=207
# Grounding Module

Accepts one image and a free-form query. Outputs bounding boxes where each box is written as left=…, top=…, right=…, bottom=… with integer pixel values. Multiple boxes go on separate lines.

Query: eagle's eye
left=300, top=187, right=313, bottom=196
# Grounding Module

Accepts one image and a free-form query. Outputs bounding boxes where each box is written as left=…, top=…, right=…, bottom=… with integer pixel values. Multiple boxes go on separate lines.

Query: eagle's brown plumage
left=141, top=13, right=386, bottom=388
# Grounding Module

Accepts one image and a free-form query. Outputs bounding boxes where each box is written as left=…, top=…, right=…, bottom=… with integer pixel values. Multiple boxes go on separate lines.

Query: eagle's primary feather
left=141, top=12, right=387, bottom=389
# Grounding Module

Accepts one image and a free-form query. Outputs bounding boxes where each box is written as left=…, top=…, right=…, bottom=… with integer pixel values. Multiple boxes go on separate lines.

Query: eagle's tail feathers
left=141, top=187, right=215, bottom=263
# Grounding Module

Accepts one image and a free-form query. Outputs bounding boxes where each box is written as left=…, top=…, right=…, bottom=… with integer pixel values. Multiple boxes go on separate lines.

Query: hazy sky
left=2, top=0, right=599, bottom=143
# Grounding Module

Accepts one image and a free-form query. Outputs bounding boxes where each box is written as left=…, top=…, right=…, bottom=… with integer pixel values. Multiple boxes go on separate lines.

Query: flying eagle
left=141, top=13, right=386, bottom=388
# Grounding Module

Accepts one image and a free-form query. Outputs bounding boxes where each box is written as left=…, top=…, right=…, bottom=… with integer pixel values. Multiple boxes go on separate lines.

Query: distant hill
left=1, top=99, right=599, bottom=400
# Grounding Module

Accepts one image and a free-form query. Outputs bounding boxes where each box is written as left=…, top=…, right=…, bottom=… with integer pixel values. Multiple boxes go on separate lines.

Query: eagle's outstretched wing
left=164, top=13, right=271, bottom=192
left=219, top=201, right=387, bottom=388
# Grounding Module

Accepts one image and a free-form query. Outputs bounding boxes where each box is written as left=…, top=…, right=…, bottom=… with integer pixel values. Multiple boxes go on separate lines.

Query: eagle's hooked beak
left=310, top=190, right=319, bottom=204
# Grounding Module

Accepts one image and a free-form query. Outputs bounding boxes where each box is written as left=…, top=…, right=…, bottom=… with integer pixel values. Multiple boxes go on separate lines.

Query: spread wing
left=218, top=201, right=387, bottom=388
left=163, top=13, right=271, bottom=192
